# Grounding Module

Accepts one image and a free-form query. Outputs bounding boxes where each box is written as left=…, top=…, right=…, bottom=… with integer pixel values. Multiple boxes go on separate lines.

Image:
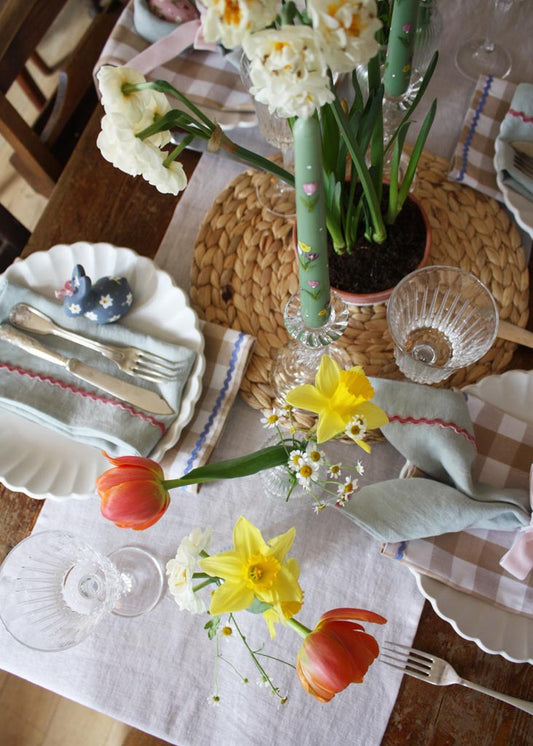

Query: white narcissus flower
left=97, top=112, right=147, bottom=176
left=143, top=148, right=188, bottom=195
left=97, top=65, right=172, bottom=148
left=242, top=26, right=334, bottom=119
left=201, top=0, right=278, bottom=49
left=166, top=527, right=212, bottom=614
left=307, top=0, right=382, bottom=74
left=97, top=112, right=187, bottom=195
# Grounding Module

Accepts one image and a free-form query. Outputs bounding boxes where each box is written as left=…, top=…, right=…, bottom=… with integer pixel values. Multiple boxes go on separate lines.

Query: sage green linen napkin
left=0, top=280, right=197, bottom=457
left=341, top=378, right=530, bottom=542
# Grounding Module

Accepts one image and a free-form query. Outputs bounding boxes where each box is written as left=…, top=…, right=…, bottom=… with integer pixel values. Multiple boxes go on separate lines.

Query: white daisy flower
left=337, top=477, right=357, bottom=498
left=288, top=449, right=306, bottom=472
left=295, top=457, right=319, bottom=489
left=345, top=414, right=368, bottom=442
left=260, top=411, right=280, bottom=428
left=328, top=462, right=342, bottom=478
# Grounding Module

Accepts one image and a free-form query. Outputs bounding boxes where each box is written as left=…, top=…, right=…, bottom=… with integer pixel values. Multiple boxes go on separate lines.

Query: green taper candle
left=384, top=0, right=420, bottom=97
left=293, top=116, right=331, bottom=329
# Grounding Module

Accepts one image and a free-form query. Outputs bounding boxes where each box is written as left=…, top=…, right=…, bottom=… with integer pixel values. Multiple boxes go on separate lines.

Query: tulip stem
left=286, top=617, right=311, bottom=639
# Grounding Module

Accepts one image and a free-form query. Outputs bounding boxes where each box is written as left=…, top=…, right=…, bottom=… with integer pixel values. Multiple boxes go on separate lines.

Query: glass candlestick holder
left=271, top=290, right=351, bottom=406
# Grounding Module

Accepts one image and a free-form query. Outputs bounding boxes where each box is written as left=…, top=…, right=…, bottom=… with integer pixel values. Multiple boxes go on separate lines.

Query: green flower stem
left=230, top=614, right=283, bottom=699
left=330, top=99, right=387, bottom=244
left=163, top=134, right=194, bottom=168
left=209, top=129, right=294, bottom=187
left=192, top=578, right=219, bottom=592
left=286, top=617, right=312, bottom=639
left=123, top=80, right=214, bottom=131
left=125, top=80, right=294, bottom=187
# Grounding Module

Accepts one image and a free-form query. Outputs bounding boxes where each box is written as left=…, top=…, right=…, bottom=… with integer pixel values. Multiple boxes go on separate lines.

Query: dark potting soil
left=328, top=196, right=427, bottom=295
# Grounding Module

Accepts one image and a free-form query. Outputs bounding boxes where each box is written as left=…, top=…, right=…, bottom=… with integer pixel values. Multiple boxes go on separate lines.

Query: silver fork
left=380, top=641, right=533, bottom=715
left=9, top=303, right=182, bottom=383
left=510, top=141, right=533, bottom=178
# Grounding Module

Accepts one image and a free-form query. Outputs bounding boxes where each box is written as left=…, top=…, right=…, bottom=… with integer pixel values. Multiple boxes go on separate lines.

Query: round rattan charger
left=191, top=151, right=529, bottom=429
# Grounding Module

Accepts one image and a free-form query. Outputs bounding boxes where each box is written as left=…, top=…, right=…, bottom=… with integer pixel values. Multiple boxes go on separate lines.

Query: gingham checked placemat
left=382, top=393, right=533, bottom=618
left=95, top=0, right=254, bottom=115
left=448, top=74, right=517, bottom=202
left=160, top=320, right=254, bottom=493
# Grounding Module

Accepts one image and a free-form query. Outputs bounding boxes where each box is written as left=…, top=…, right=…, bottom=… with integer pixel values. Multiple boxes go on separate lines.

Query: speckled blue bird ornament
left=56, top=265, right=133, bottom=324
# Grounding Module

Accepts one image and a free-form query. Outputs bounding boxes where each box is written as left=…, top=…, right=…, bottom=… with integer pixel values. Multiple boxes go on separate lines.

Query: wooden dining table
left=1, top=105, right=532, bottom=745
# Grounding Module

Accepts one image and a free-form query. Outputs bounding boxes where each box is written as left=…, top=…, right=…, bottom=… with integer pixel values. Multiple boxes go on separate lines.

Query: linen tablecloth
left=0, top=157, right=426, bottom=746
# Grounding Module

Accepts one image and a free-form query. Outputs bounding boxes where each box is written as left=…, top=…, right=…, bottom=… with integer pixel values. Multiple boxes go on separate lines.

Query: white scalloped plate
left=494, top=137, right=533, bottom=240
left=412, top=369, right=533, bottom=663
left=0, top=242, right=205, bottom=501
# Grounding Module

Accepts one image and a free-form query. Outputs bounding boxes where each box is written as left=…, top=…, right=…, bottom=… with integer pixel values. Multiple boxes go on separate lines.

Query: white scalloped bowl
left=0, top=242, right=205, bottom=500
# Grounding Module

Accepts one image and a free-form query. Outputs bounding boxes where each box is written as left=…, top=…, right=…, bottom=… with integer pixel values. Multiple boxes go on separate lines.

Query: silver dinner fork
left=9, top=303, right=182, bottom=383
left=380, top=641, right=533, bottom=715
left=510, top=141, right=533, bottom=178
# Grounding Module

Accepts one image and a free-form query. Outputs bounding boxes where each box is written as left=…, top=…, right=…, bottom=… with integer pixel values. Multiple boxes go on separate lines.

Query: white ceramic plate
left=0, top=242, right=205, bottom=501
left=411, top=369, right=533, bottom=663
left=494, top=137, right=533, bottom=240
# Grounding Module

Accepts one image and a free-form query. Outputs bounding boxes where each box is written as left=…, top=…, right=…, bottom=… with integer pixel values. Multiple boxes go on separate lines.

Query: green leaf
left=165, top=442, right=305, bottom=487
left=204, top=615, right=221, bottom=640
left=396, top=98, right=437, bottom=213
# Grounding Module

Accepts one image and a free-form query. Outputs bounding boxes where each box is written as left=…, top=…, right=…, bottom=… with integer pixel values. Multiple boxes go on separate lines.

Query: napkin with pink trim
left=382, top=392, right=533, bottom=618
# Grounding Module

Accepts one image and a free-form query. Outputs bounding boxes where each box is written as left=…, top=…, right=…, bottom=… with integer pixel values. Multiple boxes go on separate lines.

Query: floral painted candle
left=293, top=116, right=330, bottom=329
left=384, top=0, right=420, bottom=98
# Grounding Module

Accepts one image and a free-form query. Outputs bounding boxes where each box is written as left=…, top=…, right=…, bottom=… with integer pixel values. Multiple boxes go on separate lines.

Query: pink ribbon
left=499, top=465, right=533, bottom=580
left=127, top=8, right=217, bottom=76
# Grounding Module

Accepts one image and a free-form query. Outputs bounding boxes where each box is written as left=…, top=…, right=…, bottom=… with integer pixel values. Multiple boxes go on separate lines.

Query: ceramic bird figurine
left=56, top=265, right=133, bottom=324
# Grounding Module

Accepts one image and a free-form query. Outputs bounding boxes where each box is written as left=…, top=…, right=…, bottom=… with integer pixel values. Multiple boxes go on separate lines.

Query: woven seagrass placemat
left=191, top=151, right=529, bottom=419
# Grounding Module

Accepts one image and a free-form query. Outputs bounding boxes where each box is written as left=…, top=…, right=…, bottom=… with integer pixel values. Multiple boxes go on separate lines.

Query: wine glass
left=239, top=55, right=296, bottom=218
left=386, top=266, right=498, bottom=384
left=455, top=0, right=515, bottom=80
left=0, top=531, right=164, bottom=651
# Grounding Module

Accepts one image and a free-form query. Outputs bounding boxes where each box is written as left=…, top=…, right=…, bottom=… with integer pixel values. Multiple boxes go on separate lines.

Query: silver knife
left=0, top=324, right=174, bottom=416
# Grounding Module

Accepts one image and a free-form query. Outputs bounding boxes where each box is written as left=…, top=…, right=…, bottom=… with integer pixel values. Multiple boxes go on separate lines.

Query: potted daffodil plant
left=96, top=0, right=437, bottom=303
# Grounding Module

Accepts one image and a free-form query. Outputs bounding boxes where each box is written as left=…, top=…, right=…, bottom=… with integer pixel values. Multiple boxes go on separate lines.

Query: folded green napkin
left=342, top=378, right=530, bottom=542
left=0, top=279, right=197, bottom=457
left=497, top=82, right=533, bottom=200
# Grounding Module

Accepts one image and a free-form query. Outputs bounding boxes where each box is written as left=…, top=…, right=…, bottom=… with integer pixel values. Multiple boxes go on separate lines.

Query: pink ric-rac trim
left=1, top=362, right=166, bottom=434
left=387, top=414, right=476, bottom=447
left=508, top=108, right=533, bottom=124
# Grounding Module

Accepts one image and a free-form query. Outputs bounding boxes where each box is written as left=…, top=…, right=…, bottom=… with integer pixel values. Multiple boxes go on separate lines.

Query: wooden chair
left=0, top=0, right=122, bottom=198
left=0, top=203, right=30, bottom=272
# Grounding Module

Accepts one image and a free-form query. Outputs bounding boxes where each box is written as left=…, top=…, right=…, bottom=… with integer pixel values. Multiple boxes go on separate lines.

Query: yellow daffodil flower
left=198, top=516, right=303, bottom=636
left=285, top=355, right=389, bottom=446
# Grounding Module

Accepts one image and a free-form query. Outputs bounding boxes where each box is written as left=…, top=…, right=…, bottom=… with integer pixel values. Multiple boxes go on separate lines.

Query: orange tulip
left=96, top=452, right=170, bottom=530
left=292, top=607, right=386, bottom=702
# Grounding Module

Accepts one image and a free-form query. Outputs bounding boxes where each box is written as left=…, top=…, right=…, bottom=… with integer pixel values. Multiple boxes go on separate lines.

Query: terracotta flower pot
left=293, top=192, right=432, bottom=307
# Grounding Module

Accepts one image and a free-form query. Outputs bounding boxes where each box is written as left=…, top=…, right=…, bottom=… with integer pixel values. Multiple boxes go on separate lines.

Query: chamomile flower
left=337, top=477, right=357, bottom=499
left=306, top=446, right=325, bottom=464
left=355, top=460, right=365, bottom=475
left=345, top=414, right=368, bottom=443
left=294, top=457, right=320, bottom=489
left=328, top=462, right=342, bottom=478
left=261, top=410, right=281, bottom=428
left=288, top=449, right=306, bottom=472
